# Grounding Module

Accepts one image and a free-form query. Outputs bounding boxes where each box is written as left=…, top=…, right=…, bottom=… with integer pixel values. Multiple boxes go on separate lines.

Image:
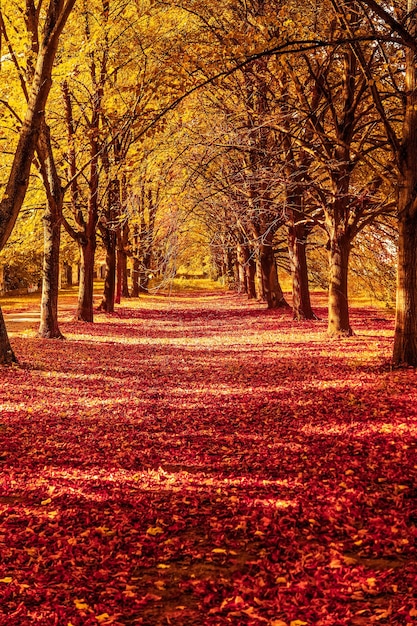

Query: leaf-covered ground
left=1, top=291, right=417, bottom=625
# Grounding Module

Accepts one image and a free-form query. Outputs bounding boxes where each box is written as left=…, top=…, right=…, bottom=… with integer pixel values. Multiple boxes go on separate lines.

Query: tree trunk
left=115, top=247, right=122, bottom=305
left=221, top=247, right=230, bottom=287
left=0, top=308, right=17, bottom=365
left=139, top=267, right=149, bottom=293
left=246, top=254, right=257, bottom=299
left=236, top=243, right=247, bottom=294
left=116, top=222, right=130, bottom=301
left=65, top=263, right=73, bottom=286
left=98, top=231, right=116, bottom=313
left=38, top=205, right=64, bottom=338
left=121, top=249, right=130, bottom=298
left=393, top=210, right=417, bottom=365
left=259, top=243, right=289, bottom=309
left=131, top=256, right=140, bottom=297
left=255, top=252, right=264, bottom=300
left=288, top=223, right=316, bottom=320
left=77, top=238, right=96, bottom=321
left=327, top=234, right=352, bottom=335
left=37, top=121, right=65, bottom=339
left=392, top=0, right=417, bottom=365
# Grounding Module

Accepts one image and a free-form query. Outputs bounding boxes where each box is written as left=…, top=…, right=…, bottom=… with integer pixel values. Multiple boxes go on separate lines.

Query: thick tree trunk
left=327, top=235, right=352, bottom=335
left=38, top=206, right=64, bottom=338
left=392, top=1, right=417, bottom=365
left=259, top=243, right=289, bottom=309
left=0, top=308, right=17, bottom=365
left=77, top=238, right=96, bottom=322
left=98, top=231, right=116, bottom=313
left=288, top=224, right=316, bottom=320
left=393, top=212, right=417, bottom=365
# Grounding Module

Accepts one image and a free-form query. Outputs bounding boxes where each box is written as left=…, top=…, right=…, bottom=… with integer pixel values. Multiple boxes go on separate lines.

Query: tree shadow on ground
left=1, top=296, right=414, bottom=625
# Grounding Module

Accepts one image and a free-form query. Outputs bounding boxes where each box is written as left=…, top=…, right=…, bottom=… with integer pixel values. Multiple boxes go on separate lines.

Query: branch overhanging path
left=130, top=33, right=408, bottom=145
left=1, top=290, right=417, bottom=624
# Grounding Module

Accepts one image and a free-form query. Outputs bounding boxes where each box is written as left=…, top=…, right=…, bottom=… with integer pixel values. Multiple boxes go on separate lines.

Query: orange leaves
left=146, top=526, right=164, bottom=536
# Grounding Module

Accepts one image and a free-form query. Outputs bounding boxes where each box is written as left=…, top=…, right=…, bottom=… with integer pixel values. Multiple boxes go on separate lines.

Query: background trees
left=1, top=0, right=416, bottom=365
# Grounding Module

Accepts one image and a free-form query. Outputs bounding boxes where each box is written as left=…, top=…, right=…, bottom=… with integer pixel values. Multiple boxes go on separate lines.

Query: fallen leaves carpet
left=0, top=292, right=416, bottom=625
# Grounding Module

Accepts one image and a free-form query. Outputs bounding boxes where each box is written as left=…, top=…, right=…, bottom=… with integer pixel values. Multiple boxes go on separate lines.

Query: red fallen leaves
left=0, top=293, right=417, bottom=624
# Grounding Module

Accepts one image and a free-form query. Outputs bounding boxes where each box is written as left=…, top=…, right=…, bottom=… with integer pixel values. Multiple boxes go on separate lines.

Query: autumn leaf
left=0, top=290, right=415, bottom=626
left=212, top=548, right=227, bottom=554
left=74, top=599, right=90, bottom=610
left=146, top=526, right=164, bottom=536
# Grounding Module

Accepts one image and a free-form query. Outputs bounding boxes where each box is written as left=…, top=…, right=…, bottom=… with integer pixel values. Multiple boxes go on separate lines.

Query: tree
left=36, top=122, right=65, bottom=338
left=281, top=14, right=393, bottom=334
left=347, top=0, right=417, bottom=364
left=0, top=0, right=76, bottom=363
left=1, top=1, right=71, bottom=339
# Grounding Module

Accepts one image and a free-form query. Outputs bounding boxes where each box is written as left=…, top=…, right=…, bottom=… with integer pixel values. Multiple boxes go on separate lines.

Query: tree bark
left=246, top=255, right=257, bottom=299
left=64, top=263, right=73, bottom=286
left=327, top=234, right=352, bottom=336
left=98, top=231, right=116, bottom=313
left=0, top=309, right=17, bottom=365
left=254, top=253, right=264, bottom=300
left=259, top=242, right=289, bottom=309
left=288, top=222, right=316, bottom=320
left=131, top=259, right=140, bottom=297
left=392, top=0, right=417, bottom=365
left=38, top=204, right=64, bottom=338
left=236, top=243, right=248, bottom=294
left=37, top=122, right=65, bottom=339
left=116, top=222, right=130, bottom=301
left=131, top=224, right=140, bottom=299
left=77, top=238, right=96, bottom=322
left=115, top=249, right=122, bottom=305
left=393, top=204, right=417, bottom=365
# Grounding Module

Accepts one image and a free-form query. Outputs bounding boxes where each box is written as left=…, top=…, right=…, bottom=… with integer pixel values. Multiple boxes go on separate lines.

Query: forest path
left=0, top=291, right=416, bottom=625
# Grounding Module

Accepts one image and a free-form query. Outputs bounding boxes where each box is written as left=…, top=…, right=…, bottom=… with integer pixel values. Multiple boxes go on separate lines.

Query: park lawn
left=0, top=290, right=416, bottom=625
